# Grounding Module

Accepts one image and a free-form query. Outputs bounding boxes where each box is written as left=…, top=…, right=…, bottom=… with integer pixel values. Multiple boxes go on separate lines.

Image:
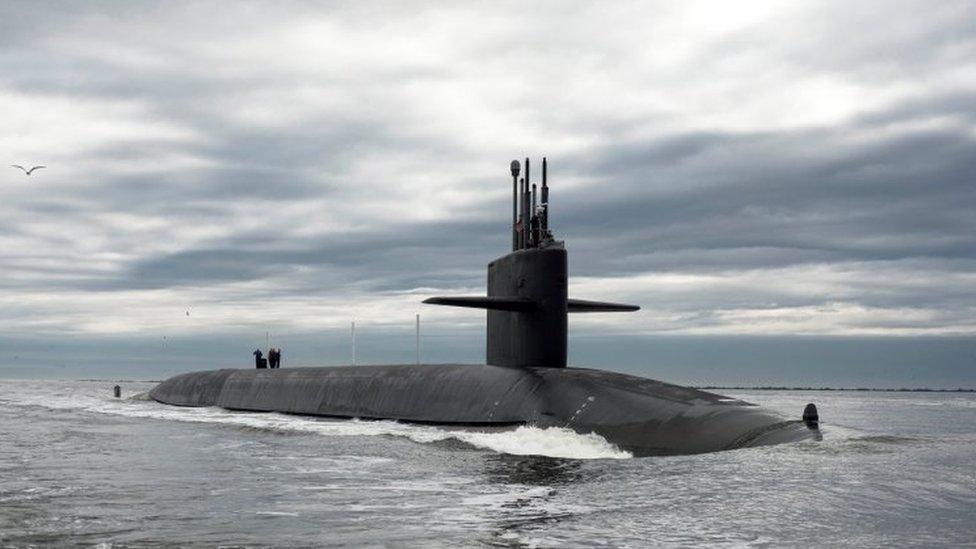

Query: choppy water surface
left=1, top=380, right=974, bottom=547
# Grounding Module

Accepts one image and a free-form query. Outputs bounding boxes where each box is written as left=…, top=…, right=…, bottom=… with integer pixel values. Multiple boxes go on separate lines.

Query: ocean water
left=1, top=380, right=974, bottom=547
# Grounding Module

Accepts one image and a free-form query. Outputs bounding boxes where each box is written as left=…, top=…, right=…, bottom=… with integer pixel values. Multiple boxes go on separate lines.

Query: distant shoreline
left=694, top=386, right=976, bottom=393
left=2, top=379, right=973, bottom=393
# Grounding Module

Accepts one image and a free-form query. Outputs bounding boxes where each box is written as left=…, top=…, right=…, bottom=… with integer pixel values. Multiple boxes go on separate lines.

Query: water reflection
left=478, top=454, right=594, bottom=547
left=483, top=454, right=586, bottom=486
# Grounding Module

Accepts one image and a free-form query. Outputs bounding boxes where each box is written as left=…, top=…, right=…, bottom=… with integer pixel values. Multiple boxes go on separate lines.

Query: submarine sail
left=150, top=158, right=820, bottom=456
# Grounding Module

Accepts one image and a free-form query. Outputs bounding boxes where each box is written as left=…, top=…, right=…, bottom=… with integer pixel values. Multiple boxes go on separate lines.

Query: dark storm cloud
left=0, top=0, right=974, bottom=338
left=114, top=217, right=506, bottom=292
left=557, top=100, right=976, bottom=274
left=84, top=96, right=976, bottom=293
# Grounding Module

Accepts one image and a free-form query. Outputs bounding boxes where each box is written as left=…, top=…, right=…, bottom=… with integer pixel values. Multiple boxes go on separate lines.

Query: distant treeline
left=695, top=386, right=976, bottom=393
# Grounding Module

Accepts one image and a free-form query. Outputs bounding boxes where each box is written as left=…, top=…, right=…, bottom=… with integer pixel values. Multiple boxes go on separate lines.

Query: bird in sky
left=11, top=165, right=45, bottom=176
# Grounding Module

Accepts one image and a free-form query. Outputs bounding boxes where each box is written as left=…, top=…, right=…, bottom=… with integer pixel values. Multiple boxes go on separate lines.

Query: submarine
left=150, top=158, right=820, bottom=456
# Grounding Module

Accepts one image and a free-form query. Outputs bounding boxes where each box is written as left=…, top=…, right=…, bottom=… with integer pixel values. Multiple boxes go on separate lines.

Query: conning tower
left=425, top=158, right=639, bottom=368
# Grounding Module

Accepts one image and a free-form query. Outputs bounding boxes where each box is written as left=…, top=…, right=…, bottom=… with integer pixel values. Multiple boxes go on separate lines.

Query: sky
left=1, top=1, right=974, bottom=385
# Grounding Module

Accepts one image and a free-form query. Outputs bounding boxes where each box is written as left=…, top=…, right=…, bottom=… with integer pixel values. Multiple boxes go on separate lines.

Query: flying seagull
left=11, top=165, right=45, bottom=176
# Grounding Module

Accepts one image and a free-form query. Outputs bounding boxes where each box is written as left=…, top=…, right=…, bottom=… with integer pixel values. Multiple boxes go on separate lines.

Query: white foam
left=449, top=425, right=631, bottom=459
left=0, top=382, right=632, bottom=460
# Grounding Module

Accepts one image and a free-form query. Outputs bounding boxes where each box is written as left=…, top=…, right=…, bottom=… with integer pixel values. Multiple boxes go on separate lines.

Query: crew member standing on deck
left=254, top=348, right=266, bottom=369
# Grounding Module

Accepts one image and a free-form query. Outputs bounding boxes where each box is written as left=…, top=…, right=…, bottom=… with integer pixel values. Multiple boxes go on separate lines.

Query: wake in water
left=16, top=381, right=946, bottom=460
left=0, top=383, right=632, bottom=460
left=3, top=381, right=975, bottom=547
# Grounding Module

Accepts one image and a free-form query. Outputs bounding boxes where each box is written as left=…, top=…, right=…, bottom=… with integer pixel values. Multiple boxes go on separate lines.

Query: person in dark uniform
left=254, top=348, right=266, bottom=369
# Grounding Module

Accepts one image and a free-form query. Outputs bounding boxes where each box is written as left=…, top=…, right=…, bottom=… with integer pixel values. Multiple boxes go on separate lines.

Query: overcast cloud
left=1, top=0, right=974, bottom=350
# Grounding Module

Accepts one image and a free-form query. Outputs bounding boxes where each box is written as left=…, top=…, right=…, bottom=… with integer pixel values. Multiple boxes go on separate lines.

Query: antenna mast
left=541, top=157, right=549, bottom=234
left=511, top=160, right=520, bottom=251
left=510, top=156, right=552, bottom=249
left=522, top=158, right=530, bottom=249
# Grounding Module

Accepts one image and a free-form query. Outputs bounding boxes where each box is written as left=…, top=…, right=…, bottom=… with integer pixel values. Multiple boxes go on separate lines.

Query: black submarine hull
left=149, top=364, right=818, bottom=456
left=150, top=158, right=821, bottom=456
